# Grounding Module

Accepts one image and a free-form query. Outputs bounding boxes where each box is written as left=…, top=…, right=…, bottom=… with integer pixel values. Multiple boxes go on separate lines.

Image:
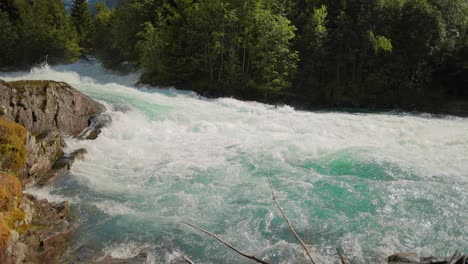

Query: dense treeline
left=1, top=0, right=467, bottom=110
left=93, top=0, right=468, bottom=108
left=0, top=0, right=81, bottom=67
left=289, top=0, right=468, bottom=108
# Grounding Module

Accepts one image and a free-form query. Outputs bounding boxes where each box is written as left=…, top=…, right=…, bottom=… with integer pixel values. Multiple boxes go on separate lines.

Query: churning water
left=1, top=62, right=467, bottom=263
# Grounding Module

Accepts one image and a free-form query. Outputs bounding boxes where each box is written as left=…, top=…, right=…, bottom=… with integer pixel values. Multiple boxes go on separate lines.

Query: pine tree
left=13, top=0, right=80, bottom=65
left=70, top=0, right=94, bottom=48
left=0, top=10, right=18, bottom=67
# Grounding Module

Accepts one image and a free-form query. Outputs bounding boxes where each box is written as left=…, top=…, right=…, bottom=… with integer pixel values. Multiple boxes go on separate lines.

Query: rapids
left=1, top=62, right=467, bottom=263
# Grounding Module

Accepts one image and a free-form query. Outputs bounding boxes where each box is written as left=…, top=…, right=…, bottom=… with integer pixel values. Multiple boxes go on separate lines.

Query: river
left=1, top=62, right=467, bottom=263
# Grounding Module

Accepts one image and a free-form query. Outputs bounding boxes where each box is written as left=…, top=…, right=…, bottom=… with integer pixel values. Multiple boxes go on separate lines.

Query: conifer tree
left=71, top=0, right=94, bottom=48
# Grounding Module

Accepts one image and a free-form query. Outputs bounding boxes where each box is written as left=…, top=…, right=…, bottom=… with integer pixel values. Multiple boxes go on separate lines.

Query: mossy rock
left=0, top=172, right=25, bottom=253
left=9, top=80, right=51, bottom=97
left=0, top=118, right=27, bottom=252
left=0, top=221, right=10, bottom=253
left=0, top=118, right=28, bottom=172
left=0, top=173, right=22, bottom=211
left=0, top=208, right=28, bottom=253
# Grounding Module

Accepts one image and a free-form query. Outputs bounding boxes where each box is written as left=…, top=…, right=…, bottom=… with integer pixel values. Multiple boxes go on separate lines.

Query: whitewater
left=1, top=62, right=467, bottom=263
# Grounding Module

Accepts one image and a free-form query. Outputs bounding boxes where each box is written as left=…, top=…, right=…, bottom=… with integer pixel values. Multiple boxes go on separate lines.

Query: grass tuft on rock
left=0, top=119, right=28, bottom=254
left=0, top=118, right=28, bottom=172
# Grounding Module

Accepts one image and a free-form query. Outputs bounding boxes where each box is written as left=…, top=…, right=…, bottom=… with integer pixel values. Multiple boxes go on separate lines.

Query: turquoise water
left=2, top=62, right=467, bottom=263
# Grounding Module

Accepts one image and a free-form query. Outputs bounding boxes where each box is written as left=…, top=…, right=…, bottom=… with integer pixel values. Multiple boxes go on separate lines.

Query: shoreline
left=0, top=79, right=107, bottom=263
left=137, top=80, right=468, bottom=118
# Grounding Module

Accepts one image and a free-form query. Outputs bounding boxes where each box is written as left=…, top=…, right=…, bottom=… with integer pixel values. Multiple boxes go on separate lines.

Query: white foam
left=102, top=241, right=146, bottom=259
left=3, top=62, right=467, bottom=263
left=93, top=200, right=137, bottom=216
left=24, top=186, right=80, bottom=204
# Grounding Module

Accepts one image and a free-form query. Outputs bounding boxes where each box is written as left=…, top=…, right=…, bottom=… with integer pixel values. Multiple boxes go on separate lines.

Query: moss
left=0, top=209, right=28, bottom=252
left=0, top=119, right=29, bottom=254
left=9, top=80, right=50, bottom=89
left=9, top=80, right=50, bottom=97
left=0, top=173, right=22, bottom=211
left=0, top=221, right=10, bottom=253
left=2, top=209, right=25, bottom=229
left=0, top=173, right=26, bottom=253
left=0, top=186, right=10, bottom=211
left=0, top=118, right=28, bottom=172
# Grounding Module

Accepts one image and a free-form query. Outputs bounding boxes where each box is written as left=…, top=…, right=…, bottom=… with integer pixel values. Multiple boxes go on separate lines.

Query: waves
left=1, top=61, right=467, bottom=263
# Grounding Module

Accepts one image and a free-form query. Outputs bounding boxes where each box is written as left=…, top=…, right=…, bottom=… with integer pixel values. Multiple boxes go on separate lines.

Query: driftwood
left=389, top=251, right=468, bottom=264
left=183, top=255, right=195, bottom=264
left=448, top=250, right=459, bottom=264
left=263, top=160, right=316, bottom=264
left=447, top=250, right=467, bottom=264
left=181, top=221, right=270, bottom=264
left=337, top=247, right=348, bottom=264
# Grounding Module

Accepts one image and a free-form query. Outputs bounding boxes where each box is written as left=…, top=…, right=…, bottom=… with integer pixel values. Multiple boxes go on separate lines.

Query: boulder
left=0, top=80, right=105, bottom=137
left=36, top=148, right=88, bottom=186
left=3, top=194, right=76, bottom=264
left=0, top=80, right=108, bottom=264
left=23, top=131, right=65, bottom=186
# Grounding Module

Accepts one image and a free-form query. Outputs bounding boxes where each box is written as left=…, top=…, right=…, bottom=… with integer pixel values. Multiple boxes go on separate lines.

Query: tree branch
left=262, top=160, right=316, bottom=264
left=181, top=221, right=270, bottom=264
left=183, top=255, right=195, bottom=264
left=336, top=247, right=347, bottom=264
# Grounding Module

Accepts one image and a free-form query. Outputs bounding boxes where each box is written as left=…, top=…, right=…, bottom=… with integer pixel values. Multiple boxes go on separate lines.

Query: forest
left=1, top=0, right=467, bottom=110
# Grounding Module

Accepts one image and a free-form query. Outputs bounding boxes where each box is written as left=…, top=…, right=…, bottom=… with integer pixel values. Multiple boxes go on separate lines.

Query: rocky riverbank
left=0, top=80, right=107, bottom=263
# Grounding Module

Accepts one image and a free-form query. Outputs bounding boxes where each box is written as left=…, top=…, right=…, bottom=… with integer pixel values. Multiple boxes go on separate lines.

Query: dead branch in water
left=448, top=249, right=459, bottom=264
left=183, top=255, right=195, bottom=264
left=337, top=247, right=347, bottom=264
left=262, top=160, right=316, bottom=264
left=181, top=221, right=270, bottom=264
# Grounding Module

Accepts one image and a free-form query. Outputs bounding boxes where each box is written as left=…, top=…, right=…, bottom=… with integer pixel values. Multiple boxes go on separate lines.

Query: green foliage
left=290, top=0, right=467, bottom=106
left=0, top=11, right=18, bottom=67
left=91, top=3, right=122, bottom=67
left=98, top=0, right=466, bottom=105
left=368, top=31, right=392, bottom=54
left=3, top=0, right=467, bottom=108
left=0, top=0, right=81, bottom=67
left=70, top=0, right=94, bottom=48
left=133, top=0, right=297, bottom=99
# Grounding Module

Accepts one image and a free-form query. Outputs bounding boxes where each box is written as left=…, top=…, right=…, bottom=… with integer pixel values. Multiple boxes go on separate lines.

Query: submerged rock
left=388, top=252, right=468, bottom=264
left=0, top=79, right=105, bottom=137
left=78, top=113, right=112, bottom=140
left=388, top=253, right=419, bottom=263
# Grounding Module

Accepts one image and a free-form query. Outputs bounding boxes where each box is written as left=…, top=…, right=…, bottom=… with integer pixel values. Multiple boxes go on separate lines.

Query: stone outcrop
left=4, top=194, right=75, bottom=264
left=35, top=148, right=87, bottom=187
left=0, top=80, right=105, bottom=137
left=0, top=118, right=77, bottom=264
left=23, top=131, right=65, bottom=187
left=0, top=80, right=109, bottom=264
